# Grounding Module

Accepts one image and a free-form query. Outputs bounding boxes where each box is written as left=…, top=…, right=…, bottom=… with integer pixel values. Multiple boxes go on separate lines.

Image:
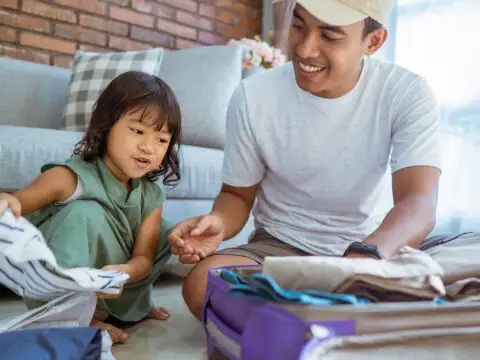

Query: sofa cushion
left=63, top=49, right=164, bottom=131
left=164, top=145, right=223, bottom=199
left=0, top=125, right=222, bottom=199
left=158, top=45, right=243, bottom=150
left=0, top=58, right=70, bottom=129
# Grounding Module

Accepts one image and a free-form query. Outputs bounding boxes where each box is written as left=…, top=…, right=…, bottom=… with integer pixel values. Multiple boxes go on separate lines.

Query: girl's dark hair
left=73, top=71, right=182, bottom=186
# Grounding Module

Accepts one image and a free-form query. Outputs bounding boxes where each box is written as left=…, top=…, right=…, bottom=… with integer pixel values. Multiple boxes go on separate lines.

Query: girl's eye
left=157, top=138, right=169, bottom=144
left=130, top=128, right=143, bottom=135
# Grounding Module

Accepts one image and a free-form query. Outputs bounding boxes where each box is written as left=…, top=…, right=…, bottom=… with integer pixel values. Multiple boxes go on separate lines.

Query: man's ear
left=365, top=29, right=388, bottom=56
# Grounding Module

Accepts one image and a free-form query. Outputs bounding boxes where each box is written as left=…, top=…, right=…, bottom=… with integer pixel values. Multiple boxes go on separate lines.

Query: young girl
left=0, top=71, right=182, bottom=344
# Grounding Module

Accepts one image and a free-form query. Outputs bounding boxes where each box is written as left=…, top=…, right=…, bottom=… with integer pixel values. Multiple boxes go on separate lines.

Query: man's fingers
left=168, top=233, right=184, bottom=248
left=190, top=217, right=211, bottom=236
left=179, top=254, right=201, bottom=264
left=171, top=245, right=193, bottom=255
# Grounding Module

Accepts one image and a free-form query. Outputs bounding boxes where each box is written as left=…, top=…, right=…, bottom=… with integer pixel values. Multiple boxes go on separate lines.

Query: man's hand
left=0, top=193, right=22, bottom=218
left=168, top=215, right=224, bottom=264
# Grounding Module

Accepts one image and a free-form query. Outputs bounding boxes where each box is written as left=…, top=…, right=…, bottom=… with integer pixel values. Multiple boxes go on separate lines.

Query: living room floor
left=0, top=275, right=208, bottom=360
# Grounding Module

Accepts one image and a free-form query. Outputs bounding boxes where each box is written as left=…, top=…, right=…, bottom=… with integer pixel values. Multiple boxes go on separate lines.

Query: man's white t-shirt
left=222, top=56, right=441, bottom=256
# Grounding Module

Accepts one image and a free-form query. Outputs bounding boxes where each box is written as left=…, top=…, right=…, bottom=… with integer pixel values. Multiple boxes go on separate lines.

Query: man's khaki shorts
left=214, top=228, right=474, bottom=264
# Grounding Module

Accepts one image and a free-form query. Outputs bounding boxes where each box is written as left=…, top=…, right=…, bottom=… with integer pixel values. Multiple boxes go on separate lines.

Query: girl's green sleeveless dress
left=24, top=155, right=173, bottom=322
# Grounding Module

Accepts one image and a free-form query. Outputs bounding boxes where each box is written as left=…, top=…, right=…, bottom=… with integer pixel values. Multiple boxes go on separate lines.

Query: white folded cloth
left=262, top=246, right=444, bottom=293
left=0, top=209, right=129, bottom=301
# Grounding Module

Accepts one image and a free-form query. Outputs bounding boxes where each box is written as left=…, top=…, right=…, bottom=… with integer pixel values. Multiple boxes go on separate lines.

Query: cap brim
left=296, top=0, right=367, bottom=26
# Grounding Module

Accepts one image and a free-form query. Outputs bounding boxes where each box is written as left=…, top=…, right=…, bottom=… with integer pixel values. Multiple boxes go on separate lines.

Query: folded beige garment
left=262, top=246, right=444, bottom=293
left=334, top=274, right=445, bottom=302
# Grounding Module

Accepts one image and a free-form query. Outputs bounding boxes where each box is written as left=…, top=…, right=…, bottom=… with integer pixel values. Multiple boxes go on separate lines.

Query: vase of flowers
left=227, top=35, right=287, bottom=77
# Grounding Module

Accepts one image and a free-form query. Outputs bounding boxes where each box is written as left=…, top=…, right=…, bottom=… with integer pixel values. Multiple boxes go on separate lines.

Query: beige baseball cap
left=296, top=0, right=394, bottom=26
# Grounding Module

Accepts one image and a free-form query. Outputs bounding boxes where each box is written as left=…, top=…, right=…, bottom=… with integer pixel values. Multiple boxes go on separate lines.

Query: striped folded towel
left=0, top=209, right=129, bottom=301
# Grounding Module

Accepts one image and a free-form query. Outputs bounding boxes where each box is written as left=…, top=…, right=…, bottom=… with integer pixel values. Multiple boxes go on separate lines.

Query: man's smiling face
left=288, top=4, right=385, bottom=99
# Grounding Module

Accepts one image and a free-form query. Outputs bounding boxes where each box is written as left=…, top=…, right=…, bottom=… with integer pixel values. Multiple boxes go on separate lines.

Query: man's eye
left=322, top=34, right=339, bottom=42
left=130, top=128, right=143, bottom=135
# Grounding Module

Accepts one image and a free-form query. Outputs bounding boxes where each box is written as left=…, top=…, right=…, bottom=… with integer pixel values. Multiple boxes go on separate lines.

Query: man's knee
left=182, top=254, right=258, bottom=320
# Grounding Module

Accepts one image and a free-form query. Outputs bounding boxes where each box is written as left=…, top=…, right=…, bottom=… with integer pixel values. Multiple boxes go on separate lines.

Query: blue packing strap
left=219, top=269, right=249, bottom=285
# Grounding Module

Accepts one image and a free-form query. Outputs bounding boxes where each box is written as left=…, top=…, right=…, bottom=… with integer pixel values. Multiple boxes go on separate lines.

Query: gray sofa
left=0, top=45, right=254, bottom=276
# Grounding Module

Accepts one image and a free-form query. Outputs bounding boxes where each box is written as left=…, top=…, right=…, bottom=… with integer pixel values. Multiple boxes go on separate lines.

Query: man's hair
left=363, top=17, right=384, bottom=38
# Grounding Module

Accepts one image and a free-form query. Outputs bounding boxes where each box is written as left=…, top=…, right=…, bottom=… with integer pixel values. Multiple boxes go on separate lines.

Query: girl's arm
left=6, top=166, right=78, bottom=216
left=104, top=205, right=163, bottom=283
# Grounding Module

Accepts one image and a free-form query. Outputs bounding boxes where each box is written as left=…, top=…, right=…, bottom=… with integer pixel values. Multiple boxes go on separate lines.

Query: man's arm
left=211, top=183, right=259, bottom=240
left=363, top=166, right=440, bottom=257
left=361, top=76, right=442, bottom=258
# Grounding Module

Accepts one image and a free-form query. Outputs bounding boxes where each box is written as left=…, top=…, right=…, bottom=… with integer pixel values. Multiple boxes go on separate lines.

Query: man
left=169, top=0, right=443, bottom=320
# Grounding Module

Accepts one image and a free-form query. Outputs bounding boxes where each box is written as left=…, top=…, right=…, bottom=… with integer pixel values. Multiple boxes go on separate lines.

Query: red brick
left=157, top=0, right=197, bottom=13
left=79, top=44, right=107, bottom=52
left=109, top=6, right=155, bottom=28
left=216, top=22, right=248, bottom=39
left=109, top=35, right=152, bottom=51
left=199, top=4, right=215, bottom=19
left=22, top=0, right=76, bottom=24
left=132, top=0, right=174, bottom=19
left=51, top=0, right=106, bottom=16
left=55, top=23, right=107, bottom=46
left=175, top=38, right=200, bottom=49
left=157, top=19, right=197, bottom=41
left=0, top=26, right=16, bottom=43
left=214, top=0, right=232, bottom=7
left=1, top=44, right=50, bottom=64
left=105, top=0, right=130, bottom=6
left=198, top=30, right=224, bottom=45
left=176, top=10, right=214, bottom=32
left=216, top=9, right=236, bottom=24
left=53, top=55, right=73, bottom=68
left=0, top=10, right=51, bottom=33
left=20, top=32, right=76, bottom=55
left=231, top=2, right=248, bottom=13
left=0, top=0, right=18, bottom=9
left=79, top=14, right=128, bottom=36
left=131, top=26, right=172, bottom=47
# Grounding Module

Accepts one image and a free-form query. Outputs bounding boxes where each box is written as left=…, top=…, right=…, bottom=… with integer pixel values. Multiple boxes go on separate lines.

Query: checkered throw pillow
left=62, top=49, right=164, bottom=131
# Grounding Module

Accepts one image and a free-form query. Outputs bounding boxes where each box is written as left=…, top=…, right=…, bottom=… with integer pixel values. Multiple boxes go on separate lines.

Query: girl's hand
left=102, top=264, right=132, bottom=275
left=0, top=193, right=22, bottom=218
left=96, top=284, right=124, bottom=299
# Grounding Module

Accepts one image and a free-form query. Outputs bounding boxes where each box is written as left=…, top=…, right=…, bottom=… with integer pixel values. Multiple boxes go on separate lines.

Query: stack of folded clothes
left=220, top=246, right=453, bottom=305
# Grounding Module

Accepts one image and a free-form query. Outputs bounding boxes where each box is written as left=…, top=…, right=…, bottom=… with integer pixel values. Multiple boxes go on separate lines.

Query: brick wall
left=0, top=0, right=262, bottom=68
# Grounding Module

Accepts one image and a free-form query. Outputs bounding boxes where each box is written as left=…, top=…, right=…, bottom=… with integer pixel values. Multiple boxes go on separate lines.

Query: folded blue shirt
left=220, top=269, right=371, bottom=306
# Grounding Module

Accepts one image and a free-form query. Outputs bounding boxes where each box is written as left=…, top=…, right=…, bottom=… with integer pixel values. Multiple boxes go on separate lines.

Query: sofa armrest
left=0, top=58, right=71, bottom=129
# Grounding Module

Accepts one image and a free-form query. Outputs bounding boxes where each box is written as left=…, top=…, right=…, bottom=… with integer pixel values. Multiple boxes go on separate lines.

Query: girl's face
left=103, top=107, right=172, bottom=186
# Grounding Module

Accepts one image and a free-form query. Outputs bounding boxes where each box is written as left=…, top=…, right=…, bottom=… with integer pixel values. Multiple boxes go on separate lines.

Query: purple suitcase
left=202, top=265, right=355, bottom=360
left=202, top=265, right=480, bottom=360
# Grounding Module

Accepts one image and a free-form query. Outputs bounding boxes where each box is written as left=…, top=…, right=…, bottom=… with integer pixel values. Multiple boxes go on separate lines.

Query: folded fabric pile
left=219, top=246, right=460, bottom=305
left=261, top=246, right=448, bottom=303
left=0, top=209, right=129, bottom=301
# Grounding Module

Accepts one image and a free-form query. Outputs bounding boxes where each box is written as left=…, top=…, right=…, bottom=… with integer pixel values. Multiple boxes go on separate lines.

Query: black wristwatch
left=343, top=242, right=385, bottom=259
